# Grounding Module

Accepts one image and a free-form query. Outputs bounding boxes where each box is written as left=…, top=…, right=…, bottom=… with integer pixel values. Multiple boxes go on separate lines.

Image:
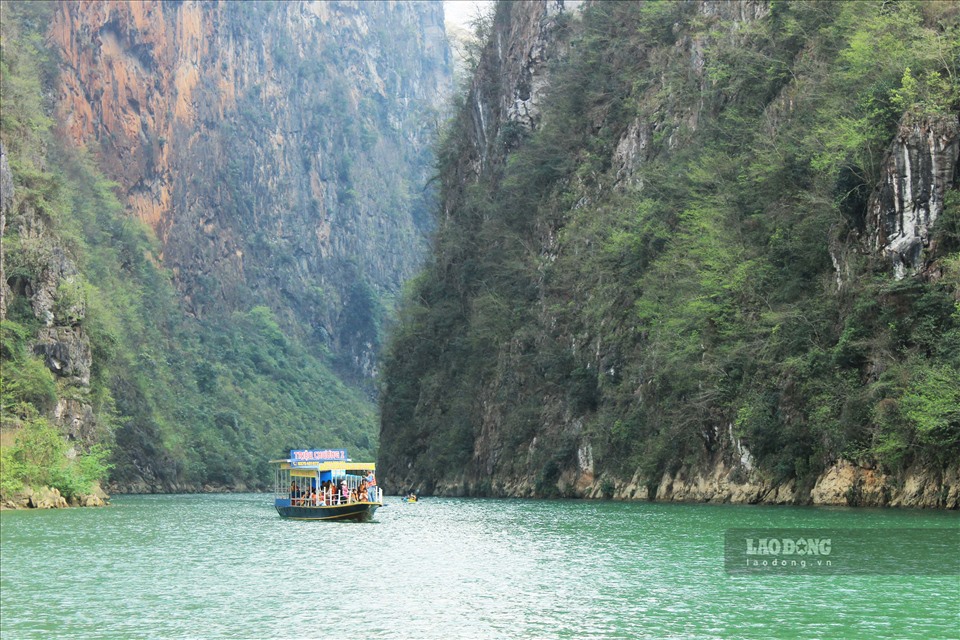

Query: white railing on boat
left=286, top=487, right=382, bottom=506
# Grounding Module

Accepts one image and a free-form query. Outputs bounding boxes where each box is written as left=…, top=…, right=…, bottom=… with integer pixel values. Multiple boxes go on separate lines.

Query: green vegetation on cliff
left=1, top=3, right=375, bottom=496
left=379, top=1, right=960, bottom=495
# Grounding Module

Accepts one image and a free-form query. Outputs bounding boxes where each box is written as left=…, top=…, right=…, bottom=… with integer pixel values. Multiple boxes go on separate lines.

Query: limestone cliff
left=864, top=114, right=960, bottom=279
left=442, top=0, right=576, bottom=210
left=2, top=0, right=451, bottom=495
left=51, top=0, right=451, bottom=385
left=1, top=137, right=96, bottom=428
left=378, top=0, right=960, bottom=507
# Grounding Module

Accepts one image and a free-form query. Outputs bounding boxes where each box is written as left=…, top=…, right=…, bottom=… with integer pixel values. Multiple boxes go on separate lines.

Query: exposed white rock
left=866, top=115, right=960, bottom=278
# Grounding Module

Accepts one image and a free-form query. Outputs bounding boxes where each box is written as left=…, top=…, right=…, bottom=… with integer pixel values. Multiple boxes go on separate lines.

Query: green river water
left=1, top=494, right=957, bottom=639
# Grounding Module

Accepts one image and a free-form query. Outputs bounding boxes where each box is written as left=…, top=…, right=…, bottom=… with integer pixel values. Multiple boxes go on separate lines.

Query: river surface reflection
left=2, top=494, right=957, bottom=638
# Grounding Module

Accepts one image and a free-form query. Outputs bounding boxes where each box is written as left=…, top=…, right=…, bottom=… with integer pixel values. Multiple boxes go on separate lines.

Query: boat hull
left=275, top=502, right=379, bottom=522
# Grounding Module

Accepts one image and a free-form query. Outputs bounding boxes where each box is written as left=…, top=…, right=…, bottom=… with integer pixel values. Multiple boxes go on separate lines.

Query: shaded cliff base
left=415, top=459, right=960, bottom=509
left=2, top=481, right=269, bottom=504
left=105, top=480, right=262, bottom=495
left=1, top=483, right=109, bottom=510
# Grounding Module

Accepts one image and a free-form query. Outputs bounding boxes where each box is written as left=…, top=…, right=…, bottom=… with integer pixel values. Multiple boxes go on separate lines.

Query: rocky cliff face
left=379, top=0, right=584, bottom=494
left=865, top=114, right=960, bottom=279
left=0, top=144, right=103, bottom=456
left=51, top=0, right=451, bottom=384
left=394, top=0, right=780, bottom=500
left=438, top=0, right=578, bottom=219
left=467, top=1, right=579, bottom=173
left=379, top=0, right=959, bottom=507
left=2, top=0, right=452, bottom=495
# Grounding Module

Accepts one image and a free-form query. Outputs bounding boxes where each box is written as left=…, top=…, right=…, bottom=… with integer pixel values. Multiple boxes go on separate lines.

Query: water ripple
left=2, top=495, right=957, bottom=639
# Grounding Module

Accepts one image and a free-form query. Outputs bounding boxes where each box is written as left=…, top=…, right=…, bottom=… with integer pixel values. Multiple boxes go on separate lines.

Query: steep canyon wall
left=1, top=0, right=451, bottom=495
left=378, top=0, right=959, bottom=507
left=52, top=0, right=451, bottom=383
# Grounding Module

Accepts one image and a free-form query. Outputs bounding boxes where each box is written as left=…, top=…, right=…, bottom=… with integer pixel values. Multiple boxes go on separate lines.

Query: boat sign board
left=289, top=449, right=347, bottom=466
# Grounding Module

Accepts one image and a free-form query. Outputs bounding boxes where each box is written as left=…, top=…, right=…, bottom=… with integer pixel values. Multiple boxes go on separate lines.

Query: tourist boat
left=271, top=449, right=382, bottom=521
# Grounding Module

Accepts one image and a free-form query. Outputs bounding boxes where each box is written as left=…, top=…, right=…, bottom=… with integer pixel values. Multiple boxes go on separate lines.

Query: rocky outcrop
left=3, top=486, right=69, bottom=509
left=866, top=114, right=960, bottom=278
left=1, top=484, right=109, bottom=510
left=51, top=0, right=452, bottom=384
left=26, top=486, right=68, bottom=509
left=647, top=464, right=798, bottom=505
left=810, top=459, right=959, bottom=508
left=33, top=327, right=92, bottom=385
left=4, top=187, right=96, bottom=406
left=452, top=0, right=580, bottom=187
left=54, top=397, right=98, bottom=443
left=410, top=457, right=958, bottom=509
left=620, top=458, right=957, bottom=508
left=613, top=1, right=771, bottom=189
left=2, top=142, right=99, bottom=444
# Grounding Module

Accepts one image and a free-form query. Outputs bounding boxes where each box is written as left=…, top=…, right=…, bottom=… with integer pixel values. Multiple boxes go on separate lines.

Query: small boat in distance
left=271, top=449, right=382, bottom=521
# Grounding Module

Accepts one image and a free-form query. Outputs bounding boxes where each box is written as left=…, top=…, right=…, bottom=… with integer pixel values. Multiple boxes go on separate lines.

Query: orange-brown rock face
left=52, top=0, right=177, bottom=234
left=51, top=0, right=451, bottom=382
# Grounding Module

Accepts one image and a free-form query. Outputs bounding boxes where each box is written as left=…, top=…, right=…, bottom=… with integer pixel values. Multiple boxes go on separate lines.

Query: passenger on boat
left=340, top=480, right=349, bottom=504
left=321, top=481, right=332, bottom=505
left=365, top=470, right=377, bottom=502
